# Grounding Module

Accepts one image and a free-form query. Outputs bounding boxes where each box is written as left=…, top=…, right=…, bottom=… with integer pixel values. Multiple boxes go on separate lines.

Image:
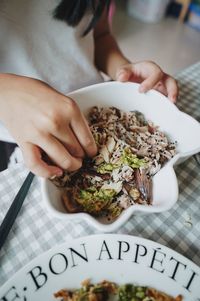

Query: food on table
left=52, top=106, right=176, bottom=220
left=54, top=279, right=183, bottom=301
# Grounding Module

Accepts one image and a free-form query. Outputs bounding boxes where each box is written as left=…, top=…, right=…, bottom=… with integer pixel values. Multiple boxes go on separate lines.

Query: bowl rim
left=69, top=81, right=200, bottom=156
left=40, top=167, right=179, bottom=232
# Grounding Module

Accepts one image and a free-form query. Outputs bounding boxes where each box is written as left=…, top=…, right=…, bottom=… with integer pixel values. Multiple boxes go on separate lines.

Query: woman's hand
left=0, top=74, right=97, bottom=178
left=116, top=61, right=178, bottom=102
left=94, top=9, right=178, bottom=101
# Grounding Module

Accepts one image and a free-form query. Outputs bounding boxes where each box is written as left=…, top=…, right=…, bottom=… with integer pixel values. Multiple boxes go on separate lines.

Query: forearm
left=0, top=73, right=23, bottom=122
left=94, top=32, right=130, bottom=80
left=0, top=73, right=10, bottom=121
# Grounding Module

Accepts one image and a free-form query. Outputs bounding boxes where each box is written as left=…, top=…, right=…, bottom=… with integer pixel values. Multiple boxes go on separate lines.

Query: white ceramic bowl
left=41, top=82, right=200, bottom=232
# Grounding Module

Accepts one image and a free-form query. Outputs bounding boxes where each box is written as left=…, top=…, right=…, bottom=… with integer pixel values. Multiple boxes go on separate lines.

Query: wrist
left=0, top=73, right=7, bottom=120
left=114, top=59, right=132, bottom=80
left=105, top=54, right=130, bottom=80
left=0, top=73, right=16, bottom=122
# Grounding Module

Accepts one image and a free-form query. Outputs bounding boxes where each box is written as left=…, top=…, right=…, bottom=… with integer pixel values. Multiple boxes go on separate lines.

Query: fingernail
left=172, top=94, right=177, bottom=102
left=118, top=74, right=125, bottom=81
left=50, top=169, right=63, bottom=179
left=139, top=85, right=147, bottom=93
left=56, top=169, right=63, bottom=176
left=116, top=70, right=125, bottom=80
left=50, top=175, right=57, bottom=180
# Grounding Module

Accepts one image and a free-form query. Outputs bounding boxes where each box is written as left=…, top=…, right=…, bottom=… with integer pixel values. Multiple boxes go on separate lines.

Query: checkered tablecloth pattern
left=0, top=62, right=200, bottom=287
left=176, top=61, right=200, bottom=122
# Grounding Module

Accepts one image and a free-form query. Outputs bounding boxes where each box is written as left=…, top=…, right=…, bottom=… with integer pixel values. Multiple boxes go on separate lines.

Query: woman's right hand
left=0, top=73, right=97, bottom=177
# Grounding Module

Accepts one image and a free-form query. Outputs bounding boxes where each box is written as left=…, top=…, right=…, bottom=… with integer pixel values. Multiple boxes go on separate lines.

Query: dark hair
left=54, top=0, right=111, bottom=36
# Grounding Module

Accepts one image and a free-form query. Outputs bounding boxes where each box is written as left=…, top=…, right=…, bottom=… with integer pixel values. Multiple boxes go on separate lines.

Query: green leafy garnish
left=97, top=163, right=121, bottom=174
left=118, top=284, right=147, bottom=301
left=77, top=188, right=117, bottom=214
left=122, top=148, right=146, bottom=169
left=96, top=148, right=146, bottom=175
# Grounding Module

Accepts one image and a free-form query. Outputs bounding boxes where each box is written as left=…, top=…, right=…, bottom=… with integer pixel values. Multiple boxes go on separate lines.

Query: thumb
left=116, top=66, right=132, bottom=82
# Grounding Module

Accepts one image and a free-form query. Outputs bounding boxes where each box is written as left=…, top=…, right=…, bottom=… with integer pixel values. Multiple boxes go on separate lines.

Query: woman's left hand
left=116, top=61, right=178, bottom=102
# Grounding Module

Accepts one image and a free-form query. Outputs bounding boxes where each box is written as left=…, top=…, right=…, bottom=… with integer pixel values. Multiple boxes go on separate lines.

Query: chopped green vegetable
left=97, top=162, right=120, bottom=174
left=122, top=148, right=146, bottom=169
left=97, top=148, right=146, bottom=175
left=118, top=284, right=147, bottom=301
left=79, top=190, right=92, bottom=200
left=77, top=188, right=117, bottom=214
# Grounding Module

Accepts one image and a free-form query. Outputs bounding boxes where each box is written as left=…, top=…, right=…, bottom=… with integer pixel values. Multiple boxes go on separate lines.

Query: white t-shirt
left=0, top=0, right=103, bottom=142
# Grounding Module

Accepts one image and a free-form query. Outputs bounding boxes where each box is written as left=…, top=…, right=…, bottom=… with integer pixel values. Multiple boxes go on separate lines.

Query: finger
left=163, top=74, right=179, bottom=103
left=139, top=70, right=163, bottom=93
left=116, top=66, right=132, bottom=82
left=70, top=112, right=97, bottom=157
left=154, top=82, right=168, bottom=96
left=59, top=96, right=97, bottom=157
left=21, top=143, right=63, bottom=178
left=38, top=134, right=82, bottom=171
left=51, top=125, right=85, bottom=158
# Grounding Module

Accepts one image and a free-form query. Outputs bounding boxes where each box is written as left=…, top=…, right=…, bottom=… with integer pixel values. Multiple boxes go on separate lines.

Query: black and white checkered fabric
left=0, top=62, right=200, bottom=287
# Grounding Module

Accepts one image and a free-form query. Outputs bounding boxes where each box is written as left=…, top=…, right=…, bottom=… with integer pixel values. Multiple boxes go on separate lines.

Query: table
left=0, top=62, right=200, bottom=287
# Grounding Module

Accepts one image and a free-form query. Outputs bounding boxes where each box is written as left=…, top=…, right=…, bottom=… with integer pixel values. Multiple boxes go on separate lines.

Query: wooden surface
left=175, top=0, right=192, bottom=21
